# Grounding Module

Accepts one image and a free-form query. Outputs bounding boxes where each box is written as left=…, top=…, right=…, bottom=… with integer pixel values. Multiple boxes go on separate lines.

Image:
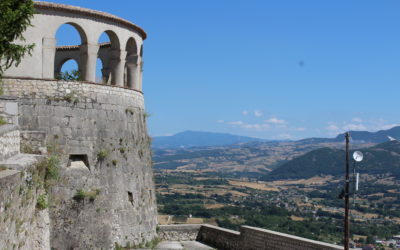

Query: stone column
left=101, top=67, right=111, bottom=84
left=138, top=60, right=144, bottom=91
left=112, top=50, right=127, bottom=87
left=126, top=55, right=139, bottom=89
left=42, top=37, right=56, bottom=79
left=81, top=43, right=99, bottom=82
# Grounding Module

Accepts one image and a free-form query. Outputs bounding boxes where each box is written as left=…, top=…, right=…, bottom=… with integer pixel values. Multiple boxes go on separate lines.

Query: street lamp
left=344, top=132, right=363, bottom=250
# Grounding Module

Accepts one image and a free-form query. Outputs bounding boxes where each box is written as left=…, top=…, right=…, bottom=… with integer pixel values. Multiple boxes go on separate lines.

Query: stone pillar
left=126, top=55, right=139, bottom=90
left=138, top=60, right=144, bottom=91
left=113, top=50, right=127, bottom=87
left=101, top=67, right=111, bottom=84
left=81, top=43, right=99, bottom=82
left=42, top=37, right=56, bottom=79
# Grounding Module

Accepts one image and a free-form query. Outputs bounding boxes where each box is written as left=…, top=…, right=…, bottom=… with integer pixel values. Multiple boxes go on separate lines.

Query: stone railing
left=159, top=224, right=343, bottom=250
left=158, top=224, right=202, bottom=241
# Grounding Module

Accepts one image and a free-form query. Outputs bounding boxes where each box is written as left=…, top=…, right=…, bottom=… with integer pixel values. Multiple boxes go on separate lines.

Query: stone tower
left=1, top=2, right=157, bottom=249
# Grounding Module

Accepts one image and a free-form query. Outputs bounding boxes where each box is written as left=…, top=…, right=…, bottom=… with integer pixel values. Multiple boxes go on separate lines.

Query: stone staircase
left=0, top=97, right=41, bottom=171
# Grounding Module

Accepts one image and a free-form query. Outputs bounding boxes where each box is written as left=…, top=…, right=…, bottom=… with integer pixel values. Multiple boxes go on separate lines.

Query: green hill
left=263, top=140, right=400, bottom=180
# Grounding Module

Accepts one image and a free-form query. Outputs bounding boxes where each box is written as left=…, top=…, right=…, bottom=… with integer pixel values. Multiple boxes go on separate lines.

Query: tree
left=0, top=0, right=35, bottom=78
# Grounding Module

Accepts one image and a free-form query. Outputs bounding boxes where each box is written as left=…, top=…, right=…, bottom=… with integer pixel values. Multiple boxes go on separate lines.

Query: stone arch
left=96, top=30, right=122, bottom=85
left=55, top=58, right=81, bottom=78
left=52, top=22, right=89, bottom=80
left=54, top=22, right=88, bottom=45
left=125, top=37, right=139, bottom=89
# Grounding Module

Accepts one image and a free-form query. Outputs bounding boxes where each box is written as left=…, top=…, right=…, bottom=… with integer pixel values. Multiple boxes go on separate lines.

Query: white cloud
left=265, top=117, right=285, bottom=124
left=378, top=123, right=400, bottom=130
left=254, top=110, right=263, bottom=117
left=242, top=110, right=249, bottom=116
left=228, top=120, right=270, bottom=131
left=352, top=117, right=363, bottom=123
left=216, top=120, right=224, bottom=123
left=295, top=127, right=306, bottom=131
left=342, top=123, right=367, bottom=131
left=326, top=124, right=340, bottom=132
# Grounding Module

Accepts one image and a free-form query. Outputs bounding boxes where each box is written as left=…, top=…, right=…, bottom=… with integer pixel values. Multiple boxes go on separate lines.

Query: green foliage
left=73, top=189, right=86, bottom=202
left=145, top=237, right=160, bottom=249
left=0, top=83, right=3, bottom=96
left=112, top=159, right=118, bottom=166
left=0, top=117, right=6, bottom=126
left=73, top=189, right=100, bottom=202
left=55, top=70, right=82, bottom=81
left=63, top=92, right=79, bottom=104
left=143, top=112, right=151, bottom=119
left=36, top=194, right=48, bottom=210
left=0, top=0, right=35, bottom=78
left=0, top=165, right=7, bottom=171
left=264, top=141, right=400, bottom=180
left=97, top=149, right=109, bottom=161
left=35, top=155, right=59, bottom=191
left=21, top=143, right=35, bottom=154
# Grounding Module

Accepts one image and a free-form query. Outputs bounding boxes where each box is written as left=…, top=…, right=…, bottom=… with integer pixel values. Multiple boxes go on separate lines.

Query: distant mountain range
left=152, top=126, right=400, bottom=149
left=152, top=131, right=266, bottom=148
left=300, top=126, right=400, bottom=144
left=264, top=140, right=400, bottom=181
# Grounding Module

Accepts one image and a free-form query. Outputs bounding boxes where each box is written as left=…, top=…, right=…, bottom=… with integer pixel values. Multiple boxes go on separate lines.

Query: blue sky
left=51, top=0, right=400, bottom=140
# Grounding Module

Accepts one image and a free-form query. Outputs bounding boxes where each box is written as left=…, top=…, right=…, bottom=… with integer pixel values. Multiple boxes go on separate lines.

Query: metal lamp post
left=344, top=132, right=363, bottom=250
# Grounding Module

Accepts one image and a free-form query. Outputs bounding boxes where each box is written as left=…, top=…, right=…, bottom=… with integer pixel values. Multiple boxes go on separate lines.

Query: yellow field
left=290, top=215, right=305, bottom=221
left=229, top=180, right=279, bottom=191
left=204, top=204, right=225, bottom=209
left=270, top=176, right=334, bottom=186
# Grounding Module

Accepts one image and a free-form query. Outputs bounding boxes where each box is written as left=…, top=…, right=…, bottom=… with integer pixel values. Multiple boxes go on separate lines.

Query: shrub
left=97, top=149, right=109, bottom=161
left=73, top=189, right=86, bottom=202
left=73, top=189, right=100, bottom=202
left=36, top=194, right=48, bottom=210
left=0, top=117, right=7, bottom=126
left=55, top=70, right=81, bottom=81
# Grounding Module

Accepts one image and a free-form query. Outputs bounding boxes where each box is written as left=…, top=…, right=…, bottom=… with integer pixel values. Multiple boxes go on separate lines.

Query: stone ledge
left=0, top=124, right=18, bottom=136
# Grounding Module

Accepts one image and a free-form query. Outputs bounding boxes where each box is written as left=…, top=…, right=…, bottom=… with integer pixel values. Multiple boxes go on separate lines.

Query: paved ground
left=154, top=241, right=214, bottom=250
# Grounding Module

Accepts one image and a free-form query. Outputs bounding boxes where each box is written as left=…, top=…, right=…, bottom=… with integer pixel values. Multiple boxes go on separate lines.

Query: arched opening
left=96, top=31, right=120, bottom=85
left=54, top=23, right=87, bottom=80
left=57, top=59, right=80, bottom=80
left=125, top=37, right=139, bottom=89
left=96, top=58, right=104, bottom=83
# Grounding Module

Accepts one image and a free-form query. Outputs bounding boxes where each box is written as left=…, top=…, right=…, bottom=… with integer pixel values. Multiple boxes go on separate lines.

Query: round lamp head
left=353, top=151, right=363, bottom=162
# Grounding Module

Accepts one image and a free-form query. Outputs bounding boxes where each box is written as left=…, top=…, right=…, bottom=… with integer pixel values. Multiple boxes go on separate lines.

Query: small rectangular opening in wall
left=128, top=191, right=133, bottom=205
left=68, top=154, right=90, bottom=170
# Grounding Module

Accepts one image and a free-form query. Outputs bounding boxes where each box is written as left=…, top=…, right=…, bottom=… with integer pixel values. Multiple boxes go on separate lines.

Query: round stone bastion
left=2, top=2, right=157, bottom=249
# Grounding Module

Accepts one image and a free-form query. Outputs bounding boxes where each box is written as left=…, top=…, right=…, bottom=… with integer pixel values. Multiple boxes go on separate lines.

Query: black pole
left=344, top=132, right=350, bottom=250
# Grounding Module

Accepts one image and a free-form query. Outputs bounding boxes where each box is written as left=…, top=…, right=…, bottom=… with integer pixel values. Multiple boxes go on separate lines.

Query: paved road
left=154, top=240, right=214, bottom=250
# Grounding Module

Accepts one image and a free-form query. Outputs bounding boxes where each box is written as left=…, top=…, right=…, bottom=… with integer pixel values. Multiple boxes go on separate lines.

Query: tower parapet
left=5, top=1, right=145, bottom=90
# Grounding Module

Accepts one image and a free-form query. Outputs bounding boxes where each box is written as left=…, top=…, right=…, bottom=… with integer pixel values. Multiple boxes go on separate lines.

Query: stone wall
left=0, top=164, right=50, bottom=250
left=197, top=224, right=342, bottom=250
left=0, top=96, right=18, bottom=125
left=0, top=125, right=20, bottom=161
left=0, top=97, right=20, bottom=161
left=197, top=224, right=241, bottom=250
left=2, top=78, right=158, bottom=249
left=158, top=224, right=202, bottom=241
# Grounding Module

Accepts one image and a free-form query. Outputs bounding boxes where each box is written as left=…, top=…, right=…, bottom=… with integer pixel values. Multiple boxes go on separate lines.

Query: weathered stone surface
left=158, top=224, right=202, bottom=241
left=2, top=78, right=157, bottom=249
left=197, top=224, right=343, bottom=250
left=0, top=159, right=50, bottom=250
left=0, top=125, right=20, bottom=161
